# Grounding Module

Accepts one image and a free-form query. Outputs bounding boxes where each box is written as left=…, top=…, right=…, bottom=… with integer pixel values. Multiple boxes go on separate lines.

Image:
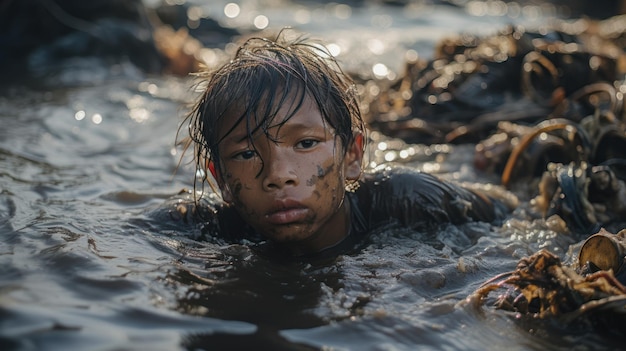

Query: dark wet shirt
left=353, top=167, right=505, bottom=230
left=152, top=166, right=508, bottom=259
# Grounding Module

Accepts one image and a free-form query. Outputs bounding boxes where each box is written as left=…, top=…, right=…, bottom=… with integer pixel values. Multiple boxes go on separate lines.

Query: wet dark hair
left=179, top=29, right=366, bottom=194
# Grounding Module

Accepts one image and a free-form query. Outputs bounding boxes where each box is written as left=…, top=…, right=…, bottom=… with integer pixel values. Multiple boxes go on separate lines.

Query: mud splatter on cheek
left=231, top=180, right=243, bottom=198
left=230, top=181, right=258, bottom=218
left=318, top=164, right=335, bottom=178
left=233, top=185, right=257, bottom=218
left=323, top=164, right=335, bottom=176
left=313, top=190, right=321, bottom=199
left=306, top=165, right=322, bottom=186
left=317, top=165, right=325, bottom=177
left=307, top=164, right=336, bottom=186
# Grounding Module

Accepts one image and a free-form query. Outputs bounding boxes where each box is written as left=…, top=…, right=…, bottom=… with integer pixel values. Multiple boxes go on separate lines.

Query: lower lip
left=266, top=208, right=309, bottom=224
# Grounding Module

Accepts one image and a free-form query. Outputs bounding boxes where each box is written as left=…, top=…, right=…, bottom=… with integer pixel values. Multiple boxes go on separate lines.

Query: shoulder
left=360, top=166, right=458, bottom=199
left=143, top=189, right=223, bottom=225
left=353, top=166, right=454, bottom=227
left=355, top=165, right=506, bottom=225
left=143, top=189, right=262, bottom=243
left=141, top=189, right=225, bottom=241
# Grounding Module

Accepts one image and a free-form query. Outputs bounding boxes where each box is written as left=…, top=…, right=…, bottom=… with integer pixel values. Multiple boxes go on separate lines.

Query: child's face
left=215, top=95, right=363, bottom=254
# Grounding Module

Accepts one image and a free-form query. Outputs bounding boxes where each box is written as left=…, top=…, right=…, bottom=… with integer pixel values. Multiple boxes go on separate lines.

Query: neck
left=283, top=197, right=352, bottom=257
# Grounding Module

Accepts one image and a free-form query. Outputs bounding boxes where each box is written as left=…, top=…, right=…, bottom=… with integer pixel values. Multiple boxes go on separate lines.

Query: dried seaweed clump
left=465, top=236, right=626, bottom=333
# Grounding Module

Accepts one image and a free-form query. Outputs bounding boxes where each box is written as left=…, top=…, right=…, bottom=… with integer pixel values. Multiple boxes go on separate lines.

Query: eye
left=233, top=150, right=257, bottom=160
left=296, top=139, right=319, bottom=149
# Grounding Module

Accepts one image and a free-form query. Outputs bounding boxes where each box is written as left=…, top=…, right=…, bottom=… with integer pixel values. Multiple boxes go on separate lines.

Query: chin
left=266, top=229, right=314, bottom=244
left=270, top=234, right=310, bottom=244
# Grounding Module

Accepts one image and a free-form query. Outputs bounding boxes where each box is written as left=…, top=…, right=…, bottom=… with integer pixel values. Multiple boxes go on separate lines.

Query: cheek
left=223, top=168, right=251, bottom=199
left=307, top=164, right=344, bottom=208
left=305, top=161, right=339, bottom=187
left=226, top=179, right=263, bottom=218
left=231, top=180, right=242, bottom=198
left=222, top=173, right=240, bottom=195
left=226, top=179, right=246, bottom=205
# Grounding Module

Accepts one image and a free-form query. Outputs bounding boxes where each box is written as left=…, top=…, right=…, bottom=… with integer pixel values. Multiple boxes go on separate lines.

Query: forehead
left=217, top=92, right=328, bottom=143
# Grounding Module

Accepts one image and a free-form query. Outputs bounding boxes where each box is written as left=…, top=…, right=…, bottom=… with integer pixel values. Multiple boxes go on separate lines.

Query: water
left=1, top=1, right=623, bottom=350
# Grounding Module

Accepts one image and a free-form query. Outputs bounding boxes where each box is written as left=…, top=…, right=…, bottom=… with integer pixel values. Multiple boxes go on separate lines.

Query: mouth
left=265, top=200, right=309, bottom=225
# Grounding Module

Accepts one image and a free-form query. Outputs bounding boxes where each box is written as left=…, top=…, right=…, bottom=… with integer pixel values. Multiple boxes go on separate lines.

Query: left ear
left=207, top=159, right=234, bottom=203
left=207, top=159, right=217, bottom=179
left=343, top=132, right=364, bottom=180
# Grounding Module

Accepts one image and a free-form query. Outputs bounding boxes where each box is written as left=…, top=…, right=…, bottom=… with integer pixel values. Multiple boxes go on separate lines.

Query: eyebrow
left=228, top=117, right=326, bottom=143
left=272, top=119, right=321, bottom=130
left=223, top=130, right=251, bottom=144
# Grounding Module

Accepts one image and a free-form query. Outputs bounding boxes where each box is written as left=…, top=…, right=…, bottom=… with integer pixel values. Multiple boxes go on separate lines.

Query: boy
left=170, top=31, right=509, bottom=259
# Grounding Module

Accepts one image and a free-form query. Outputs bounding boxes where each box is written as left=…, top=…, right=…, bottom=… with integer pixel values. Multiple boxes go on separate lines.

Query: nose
left=262, top=148, right=298, bottom=190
